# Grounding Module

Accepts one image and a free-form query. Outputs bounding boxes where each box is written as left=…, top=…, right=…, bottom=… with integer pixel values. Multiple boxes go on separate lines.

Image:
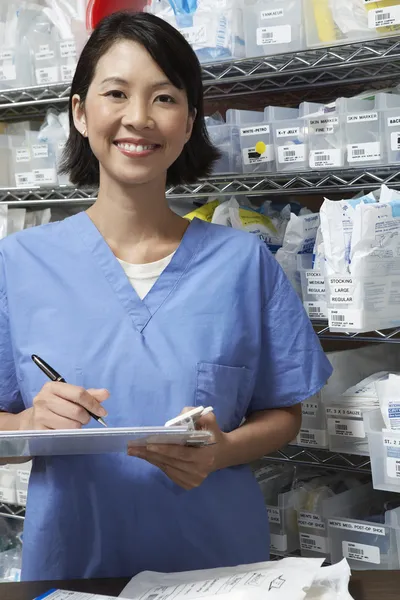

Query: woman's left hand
left=127, top=409, right=228, bottom=490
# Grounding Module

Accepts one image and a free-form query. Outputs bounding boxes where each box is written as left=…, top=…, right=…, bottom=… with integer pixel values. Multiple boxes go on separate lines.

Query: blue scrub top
left=0, top=213, right=332, bottom=581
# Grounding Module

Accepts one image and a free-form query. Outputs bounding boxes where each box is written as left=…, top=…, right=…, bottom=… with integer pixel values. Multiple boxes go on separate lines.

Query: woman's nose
left=121, top=100, right=154, bottom=131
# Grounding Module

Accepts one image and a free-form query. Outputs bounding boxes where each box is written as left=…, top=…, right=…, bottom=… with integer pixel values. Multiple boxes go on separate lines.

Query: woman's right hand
left=19, top=382, right=109, bottom=430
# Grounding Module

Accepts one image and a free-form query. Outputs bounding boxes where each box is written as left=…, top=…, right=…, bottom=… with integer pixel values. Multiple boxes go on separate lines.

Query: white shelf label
left=0, top=50, right=14, bottom=61
left=179, top=25, right=207, bottom=45
left=60, top=40, right=77, bottom=58
left=32, top=144, right=49, bottom=159
left=310, top=116, right=339, bottom=134
left=33, top=168, right=58, bottom=184
left=347, top=142, right=381, bottom=163
left=276, top=127, right=300, bottom=138
left=384, top=435, right=400, bottom=479
left=328, top=308, right=363, bottom=330
left=61, top=65, right=76, bottom=82
left=0, top=487, right=17, bottom=503
left=35, top=49, right=55, bottom=61
left=242, top=144, right=273, bottom=165
left=298, top=512, right=325, bottom=531
left=278, top=145, right=305, bottom=164
left=240, top=125, right=270, bottom=136
left=327, top=418, right=365, bottom=438
left=328, top=520, right=385, bottom=536
left=16, top=490, right=27, bottom=506
left=17, top=470, right=30, bottom=484
left=326, top=407, right=363, bottom=418
left=267, top=506, right=281, bottom=525
left=15, top=172, right=34, bottom=187
left=390, top=131, right=400, bottom=151
left=300, top=533, right=329, bottom=554
left=368, top=6, right=400, bottom=28
left=36, top=66, right=59, bottom=84
left=388, top=115, right=400, bottom=126
left=342, top=541, right=380, bottom=564
left=16, top=148, right=30, bottom=163
left=304, top=301, right=328, bottom=319
left=260, top=8, right=284, bottom=19
left=347, top=112, right=378, bottom=123
left=270, top=533, right=287, bottom=553
left=0, top=65, right=16, bottom=81
left=256, top=25, right=291, bottom=45
left=297, top=428, right=328, bottom=448
left=310, top=149, right=342, bottom=168
left=301, top=402, right=319, bottom=417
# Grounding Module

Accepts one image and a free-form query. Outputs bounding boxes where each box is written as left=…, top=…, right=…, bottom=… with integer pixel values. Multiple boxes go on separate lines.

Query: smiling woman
left=60, top=12, right=219, bottom=187
left=0, top=10, right=332, bottom=587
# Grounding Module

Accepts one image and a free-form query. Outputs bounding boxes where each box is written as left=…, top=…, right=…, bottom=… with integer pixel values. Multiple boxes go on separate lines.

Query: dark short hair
left=60, top=11, right=220, bottom=187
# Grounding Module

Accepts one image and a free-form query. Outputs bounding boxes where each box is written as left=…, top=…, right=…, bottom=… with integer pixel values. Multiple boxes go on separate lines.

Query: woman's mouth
left=114, top=141, right=160, bottom=157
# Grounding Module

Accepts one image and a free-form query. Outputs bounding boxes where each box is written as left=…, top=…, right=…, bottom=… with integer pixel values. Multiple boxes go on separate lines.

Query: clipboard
left=0, top=427, right=213, bottom=457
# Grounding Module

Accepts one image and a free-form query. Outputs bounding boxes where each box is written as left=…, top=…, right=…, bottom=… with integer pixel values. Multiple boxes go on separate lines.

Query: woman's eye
left=156, top=95, right=175, bottom=104
left=105, top=90, right=126, bottom=100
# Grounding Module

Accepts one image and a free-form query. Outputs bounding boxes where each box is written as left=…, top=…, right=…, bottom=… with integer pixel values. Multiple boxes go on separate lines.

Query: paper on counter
left=119, top=557, right=325, bottom=600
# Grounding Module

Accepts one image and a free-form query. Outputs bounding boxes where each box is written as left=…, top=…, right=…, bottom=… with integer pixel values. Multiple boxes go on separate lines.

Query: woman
left=0, top=12, right=332, bottom=581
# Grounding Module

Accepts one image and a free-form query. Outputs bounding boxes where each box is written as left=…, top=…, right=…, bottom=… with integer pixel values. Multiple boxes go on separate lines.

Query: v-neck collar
left=67, top=212, right=208, bottom=334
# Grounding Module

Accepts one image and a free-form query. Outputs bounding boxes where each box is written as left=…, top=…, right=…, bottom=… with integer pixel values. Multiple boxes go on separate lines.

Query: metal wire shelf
left=266, top=445, right=371, bottom=474
left=0, top=503, right=26, bottom=521
left=2, top=166, right=400, bottom=206
left=1, top=37, right=400, bottom=117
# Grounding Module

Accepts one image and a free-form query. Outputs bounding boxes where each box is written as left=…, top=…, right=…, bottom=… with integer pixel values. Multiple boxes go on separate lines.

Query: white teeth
left=116, top=142, right=155, bottom=152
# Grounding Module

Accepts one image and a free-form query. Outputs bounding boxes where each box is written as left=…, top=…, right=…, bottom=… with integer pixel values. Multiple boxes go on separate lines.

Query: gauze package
left=319, top=193, right=376, bottom=276
left=350, top=199, right=400, bottom=278
left=275, top=212, right=320, bottom=295
left=119, top=557, right=326, bottom=600
left=24, top=208, right=51, bottom=229
left=184, top=198, right=220, bottom=222
left=7, top=208, right=26, bottom=235
left=0, top=204, right=7, bottom=239
left=376, top=374, right=400, bottom=430
left=229, top=204, right=280, bottom=246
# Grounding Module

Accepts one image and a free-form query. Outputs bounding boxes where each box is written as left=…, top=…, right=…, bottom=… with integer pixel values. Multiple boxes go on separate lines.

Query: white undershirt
left=117, top=251, right=176, bottom=300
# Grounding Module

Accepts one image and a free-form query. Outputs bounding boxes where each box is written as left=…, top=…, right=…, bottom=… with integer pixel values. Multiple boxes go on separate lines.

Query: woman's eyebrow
left=99, top=76, right=174, bottom=89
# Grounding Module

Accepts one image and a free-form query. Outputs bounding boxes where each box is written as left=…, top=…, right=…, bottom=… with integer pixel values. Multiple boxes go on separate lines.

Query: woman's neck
left=86, top=175, right=188, bottom=264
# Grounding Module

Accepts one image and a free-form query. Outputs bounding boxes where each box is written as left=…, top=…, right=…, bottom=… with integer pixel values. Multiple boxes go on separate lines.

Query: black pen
left=31, top=354, right=107, bottom=427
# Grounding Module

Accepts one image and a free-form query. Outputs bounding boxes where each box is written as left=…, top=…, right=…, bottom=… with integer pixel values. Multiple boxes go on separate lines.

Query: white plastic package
left=7, top=209, right=26, bottom=235
left=211, top=197, right=238, bottom=227
left=350, top=200, right=400, bottom=278
left=376, top=374, right=400, bottom=431
left=24, top=208, right=51, bottom=229
left=319, top=194, right=376, bottom=276
left=0, top=204, right=7, bottom=239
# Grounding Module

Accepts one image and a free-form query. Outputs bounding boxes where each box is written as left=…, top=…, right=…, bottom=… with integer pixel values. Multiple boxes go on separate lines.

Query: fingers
left=40, top=382, right=108, bottom=417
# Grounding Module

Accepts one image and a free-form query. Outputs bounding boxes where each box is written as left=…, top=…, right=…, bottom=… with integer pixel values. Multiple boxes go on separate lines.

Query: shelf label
left=328, top=308, right=363, bottom=330
left=347, top=142, right=381, bottom=163
left=240, top=125, right=270, bottom=136
left=388, top=116, right=400, bottom=126
left=260, top=8, right=284, bottom=19
left=301, top=402, right=319, bottom=417
left=298, top=512, right=325, bottom=531
left=61, top=65, right=76, bottom=82
left=326, top=407, right=363, bottom=418
left=328, top=520, right=385, bottom=536
left=256, top=25, right=291, bottom=46
left=342, top=541, right=380, bottom=564
left=35, top=67, right=59, bottom=84
left=60, top=40, right=77, bottom=58
left=368, top=6, right=400, bottom=28
left=347, top=112, right=378, bottom=123
left=267, top=506, right=281, bottom=525
left=35, top=48, right=55, bottom=61
left=327, top=418, right=365, bottom=438
left=300, top=533, right=329, bottom=554
left=0, top=65, right=16, bottom=81
left=309, top=116, right=339, bottom=134
left=270, top=533, right=287, bottom=553
left=278, top=145, right=305, bottom=164
left=16, top=148, right=30, bottom=163
left=384, top=435, right=400, bottom=479
left=276, top=127, right=300, bottom=138
left=304, top=301, right=328, bottom=319
left=310, top=149, right=342, bottom=169
left=33, top=168, right=58, bottom=184
left=297, top=428, right=328, bottom=448
left=390, top=131, right=400, bottom=151
left=15, top=172, right=34, bottom=187
left=16, top=490, right=27, bottom=506
left=17, top=470, right=30, bottom=484
left=32, top=144, right=49, bottom=159
left=0, top=50, right=14, bottom=61
left=242, top=144, right=273, bottom=165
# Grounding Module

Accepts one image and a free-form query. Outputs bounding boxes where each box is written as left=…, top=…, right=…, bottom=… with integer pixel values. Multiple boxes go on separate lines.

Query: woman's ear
left=185, top=108, right=197, bottom=143
left=72, top=94, right=87, bottom=137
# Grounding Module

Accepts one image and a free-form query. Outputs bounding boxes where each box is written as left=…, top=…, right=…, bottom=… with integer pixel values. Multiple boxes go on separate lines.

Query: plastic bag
left=24, top=208, right=52, bottom=229
left=0, top=204, right=7, bottom=239
left=7, top=209, right=26, bottom=235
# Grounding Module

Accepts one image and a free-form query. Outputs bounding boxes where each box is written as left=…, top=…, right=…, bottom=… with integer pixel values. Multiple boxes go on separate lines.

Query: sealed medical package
left=376, top=374, right=400, bottom=431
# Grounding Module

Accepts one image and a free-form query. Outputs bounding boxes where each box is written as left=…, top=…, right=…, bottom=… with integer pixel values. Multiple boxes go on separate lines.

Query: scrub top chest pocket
left=195, top=362, right=252, bottom=432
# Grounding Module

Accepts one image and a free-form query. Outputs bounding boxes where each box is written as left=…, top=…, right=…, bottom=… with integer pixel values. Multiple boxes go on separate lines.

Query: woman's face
left=72, top=40, right=194, bottom=187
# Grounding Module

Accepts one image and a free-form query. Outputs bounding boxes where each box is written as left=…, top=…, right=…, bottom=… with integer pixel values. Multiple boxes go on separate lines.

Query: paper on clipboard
left=0, top=427, right=213, bottom=458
